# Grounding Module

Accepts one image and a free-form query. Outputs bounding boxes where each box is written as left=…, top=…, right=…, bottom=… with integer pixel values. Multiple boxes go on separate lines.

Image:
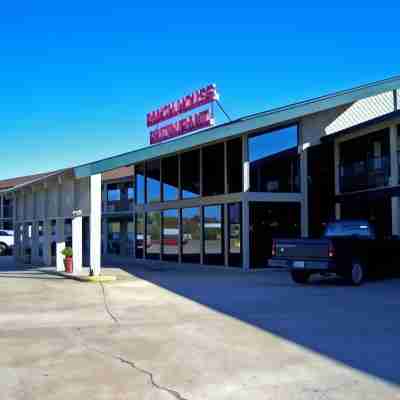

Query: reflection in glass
left=203, top=143, right=224, bottom=196
left=135, top=163, right=145, bottom=204
left=127, top=220, right=134, bottom=256
left=64, top=219, right=72, bottom=247
left=228, top=203, right=242, bottom=267
left=135, top=213, right=144, bottom=258
left=162, top=156, right=179, bottom=201
left=181, top=150, right=200, bottom=199
left=249, top=125, right=299, bottom=193
left=162, top=209, right=179, bottom=261
left=182, top=207, right=201, bottom=263
left=146, top=160, right=161, bottom=203
left=146, top=212, right=161, bottom=259
left=107, top=221, right=121, bottom=255
left=204, top=205, right=224, bottom=265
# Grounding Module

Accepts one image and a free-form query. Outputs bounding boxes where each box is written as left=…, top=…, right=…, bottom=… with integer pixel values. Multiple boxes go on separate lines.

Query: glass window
left=107, top=184, right=121, bottom=201
left=107, top=221, right=121, bottom=255
left=135, top=213, right=144, bottom=258
left=249, top=125, right=299, bottom=193
left=203, top=143, right=225, bottom=196
left=162, top=209, right=179, bottom=262
left=181, top=150, right=200, bottom=199
left=64, top=219, right=72, bottom=247
left=162, top=155, right=179, bottom=201
left=227, top=138, right=243, bottom=193
left=228, top=203, right=242, bottom=267
left=127, top=220, right=134, bottom=256
left=204, top=205, right=224, bottom=265
left=135, top=163, right=145, bottom=204
left=146, top=160, right=161, bottom=203
left=182, top=207, right=201, bottom=263
left=146, top=212, right=161, bottom=259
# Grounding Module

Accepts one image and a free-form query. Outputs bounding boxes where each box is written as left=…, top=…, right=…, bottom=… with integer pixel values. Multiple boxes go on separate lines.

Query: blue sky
left=1, top=1, right=399, bottom=179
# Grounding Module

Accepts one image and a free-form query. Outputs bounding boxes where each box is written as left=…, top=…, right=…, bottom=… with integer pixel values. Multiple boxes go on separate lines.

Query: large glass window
left=146, top=160, right=161, bottom=203
left=249, top=125, right=299, bottom=193
left=146, top=212, right=161, bottom=259
left=135, top=163, right=145, bottom=204
left=107, top=184, right=121, bottom=202
left=182, top=207, right=201, bottom=263
left=126, top=220, right=134, bottom=256
left=162, top=209, right=179, bottom=262
left=162, top=155, right=179, bottom=201
left=181, top=150, right=200, bottom=199
left=227, top=138, right=243, bottom=193
left=64, top=219, right=72, bottom=247
left=203, top=143, right=225, bottom=196
left=135, top=213, right=144, bottom=258
left=228, top=203, right=242, bottom=267
left=107, top=221, right=121, bottom=255
left=204, top=205, right=224, bottom=265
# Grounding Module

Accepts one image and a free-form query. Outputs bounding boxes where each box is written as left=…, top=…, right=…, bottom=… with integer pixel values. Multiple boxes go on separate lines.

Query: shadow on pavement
left=102, top=259, right=400, bottom=388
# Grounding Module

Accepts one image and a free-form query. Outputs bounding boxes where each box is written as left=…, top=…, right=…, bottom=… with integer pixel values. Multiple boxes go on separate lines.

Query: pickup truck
left=0, top=230, right=14, bottom=256
left=271, top=220, right=399, bottom=285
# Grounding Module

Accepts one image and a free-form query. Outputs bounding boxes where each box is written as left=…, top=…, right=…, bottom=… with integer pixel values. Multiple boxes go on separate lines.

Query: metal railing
left=340, top=156, right=390, bottom=193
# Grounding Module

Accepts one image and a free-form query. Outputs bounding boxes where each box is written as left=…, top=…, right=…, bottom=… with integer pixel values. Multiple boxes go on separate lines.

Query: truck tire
left=0, top=243, right=7, bottom=256
left=291, top=270, right=310, bottom=284
left=348, top=259, right=365, bottom=286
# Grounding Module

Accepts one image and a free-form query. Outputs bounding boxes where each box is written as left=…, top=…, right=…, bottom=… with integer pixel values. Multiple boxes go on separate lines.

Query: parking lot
left=1, top=257, right=400, bottom=400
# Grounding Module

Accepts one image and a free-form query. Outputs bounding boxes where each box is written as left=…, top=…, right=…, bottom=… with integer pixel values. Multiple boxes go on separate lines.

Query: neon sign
left=147, top=84, right=218, bottom=144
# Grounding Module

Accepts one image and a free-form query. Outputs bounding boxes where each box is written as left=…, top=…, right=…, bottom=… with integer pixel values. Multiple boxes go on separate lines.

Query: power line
left=216, top=100, right=232, bottom=122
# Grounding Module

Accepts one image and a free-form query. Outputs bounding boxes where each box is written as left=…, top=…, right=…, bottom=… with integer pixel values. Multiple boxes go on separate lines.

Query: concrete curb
left=54, top=271, right=117, bottom=283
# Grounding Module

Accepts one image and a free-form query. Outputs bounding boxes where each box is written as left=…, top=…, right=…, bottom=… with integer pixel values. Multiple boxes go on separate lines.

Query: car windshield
left=324, top=222, right=374, bottom=238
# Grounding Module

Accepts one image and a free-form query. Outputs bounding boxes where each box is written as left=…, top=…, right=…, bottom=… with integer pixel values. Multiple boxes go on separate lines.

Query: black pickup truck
left=272, top=220, right=399, bottom=285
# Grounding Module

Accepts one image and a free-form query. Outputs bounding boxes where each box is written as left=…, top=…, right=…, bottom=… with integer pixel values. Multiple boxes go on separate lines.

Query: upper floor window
left=249, top=125, right=299, bottom=193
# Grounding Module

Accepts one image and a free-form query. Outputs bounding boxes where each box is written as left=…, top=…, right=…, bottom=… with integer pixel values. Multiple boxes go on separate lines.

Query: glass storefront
left=162, top=155, right=179, bottom=201
left=146, top=211, right=161, bottom=259
left=146, top=160, right=161, bottom=203
left=135, top=212, right=144, bottom=258
left=162, top=209, right=179, bottom=262
left=135, top=163, right=145, bottom=204
left=107, top=221, right=121, bottom=255
left=203, top=205, right=224, bottom=265
left=182, top=207, right=201, bottom=263
left=228, top=203, right=242, bottom=267
left=181, top=150, right=200, bottom=199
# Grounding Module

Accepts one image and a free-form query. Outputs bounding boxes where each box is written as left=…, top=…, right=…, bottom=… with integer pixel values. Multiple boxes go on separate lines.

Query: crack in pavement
left=76, top=328, right=190, bottom=400
left=99, top=282, right=120, bottom=324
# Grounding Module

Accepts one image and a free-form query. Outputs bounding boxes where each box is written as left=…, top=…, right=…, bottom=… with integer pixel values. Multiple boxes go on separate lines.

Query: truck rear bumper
left=291, top=260, right=334, bottom=271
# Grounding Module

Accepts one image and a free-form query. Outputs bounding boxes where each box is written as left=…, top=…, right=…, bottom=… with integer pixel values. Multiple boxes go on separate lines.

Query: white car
left=0, top=230, right=14, bottom=255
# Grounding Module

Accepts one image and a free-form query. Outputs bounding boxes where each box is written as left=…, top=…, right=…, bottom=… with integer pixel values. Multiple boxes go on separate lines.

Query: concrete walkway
left=1, top=257, right=400, bottom=399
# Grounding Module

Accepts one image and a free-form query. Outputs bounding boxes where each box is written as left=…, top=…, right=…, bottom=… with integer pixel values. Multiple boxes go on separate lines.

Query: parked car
left=271, top=220, right=399, bottom=285
left=0, top=230, right=14, bottom=255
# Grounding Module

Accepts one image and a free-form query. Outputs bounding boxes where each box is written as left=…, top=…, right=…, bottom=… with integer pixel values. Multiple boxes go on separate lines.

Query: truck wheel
left=349, top=260, right=364, bottom=286
left=0, top=243, right=7, bottom=256
left=291, top=270, right=310, bottom=284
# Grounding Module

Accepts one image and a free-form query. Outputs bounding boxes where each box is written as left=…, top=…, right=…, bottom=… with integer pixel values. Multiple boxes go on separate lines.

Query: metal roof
left=74, top=75, right=400, bottom=178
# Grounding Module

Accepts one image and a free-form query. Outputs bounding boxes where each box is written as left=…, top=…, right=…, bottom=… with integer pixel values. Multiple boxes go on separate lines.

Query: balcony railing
left=103, top=200, right=134, bottom=213
left=340, top=156, right=390, bottom=193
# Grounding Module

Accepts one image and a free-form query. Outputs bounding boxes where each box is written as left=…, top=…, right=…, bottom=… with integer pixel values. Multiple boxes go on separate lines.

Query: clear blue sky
left=1, top=1, right=399, bottom=179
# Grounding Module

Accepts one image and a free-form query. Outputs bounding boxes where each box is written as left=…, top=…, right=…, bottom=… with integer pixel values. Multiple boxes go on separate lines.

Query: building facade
left=1, top=76, right=400, bottom=274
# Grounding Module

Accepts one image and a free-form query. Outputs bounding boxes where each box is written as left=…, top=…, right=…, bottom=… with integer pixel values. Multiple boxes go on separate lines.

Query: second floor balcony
left=340, top=156, right=390, bottom=193
left=103, top=200, right=134, bottom=213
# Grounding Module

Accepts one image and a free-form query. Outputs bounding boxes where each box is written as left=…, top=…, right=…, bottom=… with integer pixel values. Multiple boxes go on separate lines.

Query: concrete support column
left=90, top=174, right=102, bottom=276
left=300, top=147, right=309, bottom=238
left=56, top=219, right=66, bottom=272
left=391, top=197, right=400, bottom=236
left=389, top=125, right=398, bottom=186
left=242, top=135, right=250, bottom=192
left=242, top=199, right=250, bottom=270
left=72, top=216, right=83, bottom=274
left=335, top=203, right=341, bottom=221
left=43, top=220, right=52, bottom=266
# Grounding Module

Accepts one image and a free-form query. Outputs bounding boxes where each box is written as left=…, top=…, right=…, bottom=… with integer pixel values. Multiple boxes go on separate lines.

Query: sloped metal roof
left=74, top=75, right=400, bottom=178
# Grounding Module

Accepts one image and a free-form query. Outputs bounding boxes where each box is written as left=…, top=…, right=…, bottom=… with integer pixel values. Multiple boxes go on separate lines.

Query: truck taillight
left=272, top=240, right=277, bottom=257
left=329, top=242, right=336, bottom=258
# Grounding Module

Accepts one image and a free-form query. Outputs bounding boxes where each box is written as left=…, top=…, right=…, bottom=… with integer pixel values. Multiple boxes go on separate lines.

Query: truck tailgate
left=275, top=239, right=331, bottom=261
